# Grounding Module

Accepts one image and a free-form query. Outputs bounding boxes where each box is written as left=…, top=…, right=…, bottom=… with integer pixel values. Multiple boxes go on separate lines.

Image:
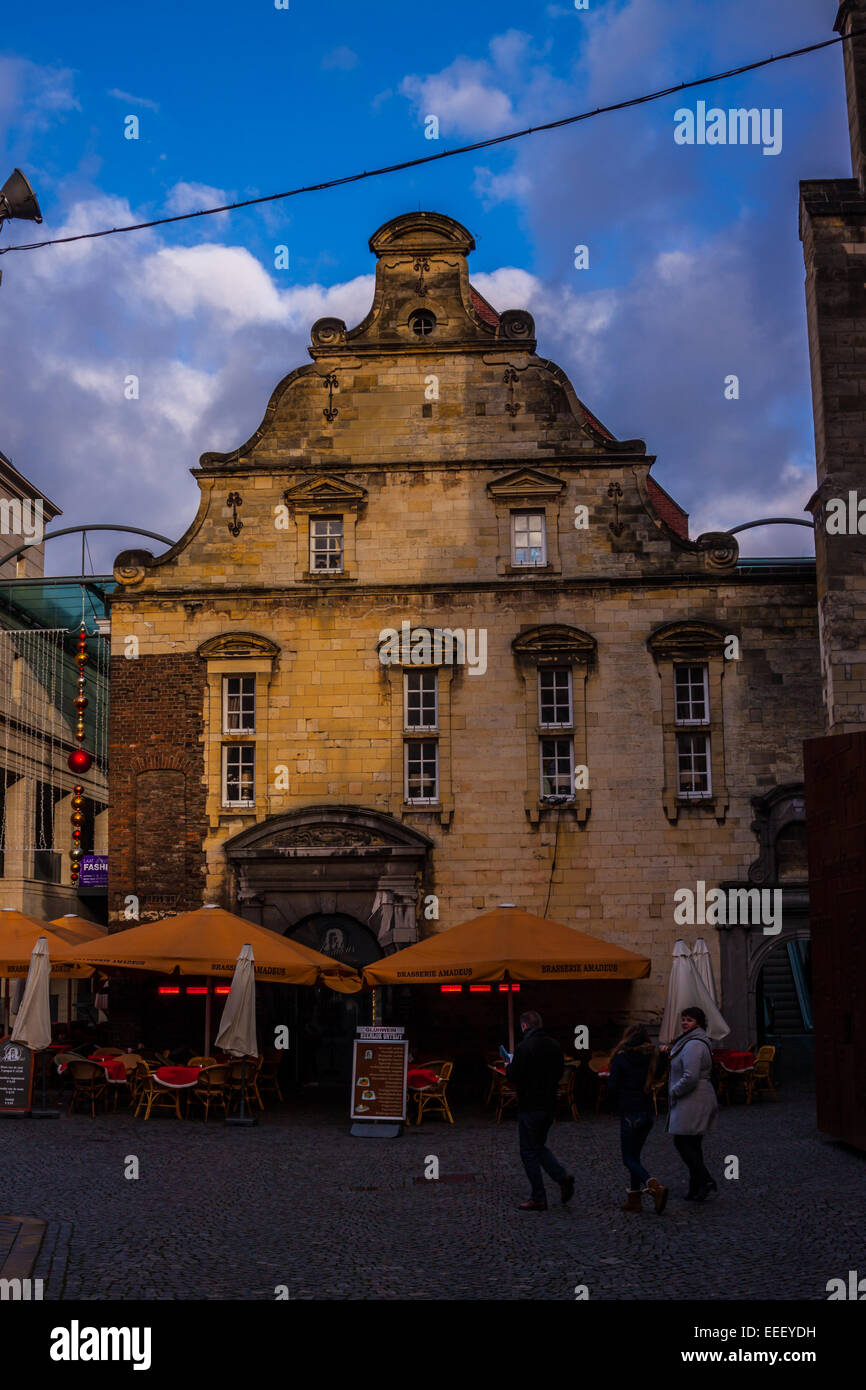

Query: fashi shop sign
left=79, top=855, right=108, bottom=888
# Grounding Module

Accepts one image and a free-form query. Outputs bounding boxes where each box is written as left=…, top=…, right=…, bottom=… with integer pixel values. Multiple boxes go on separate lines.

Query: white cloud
left=0, top=56, right=79, bottom=136
left=107, top=88, right=160, bottom=113
left=400, top=60, right=514, bottom=137
left=322, top=46, right=358, bottom=71
left=165, top=182, right=227, bottom=215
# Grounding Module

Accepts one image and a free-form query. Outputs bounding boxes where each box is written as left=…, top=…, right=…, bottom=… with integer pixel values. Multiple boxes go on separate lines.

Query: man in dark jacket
left=506, top=1010, right=574, bottom=1211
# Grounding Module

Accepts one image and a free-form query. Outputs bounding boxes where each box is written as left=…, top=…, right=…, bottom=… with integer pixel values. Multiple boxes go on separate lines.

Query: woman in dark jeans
left=606, top=1025, right=668, bottom=1213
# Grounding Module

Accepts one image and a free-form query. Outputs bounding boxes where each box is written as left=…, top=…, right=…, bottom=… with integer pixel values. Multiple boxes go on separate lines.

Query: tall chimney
left=837, top=1, right=866, bottom=190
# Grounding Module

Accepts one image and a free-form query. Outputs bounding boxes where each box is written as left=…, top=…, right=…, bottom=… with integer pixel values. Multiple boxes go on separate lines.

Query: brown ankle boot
left=620, top=1189, right=642, bottom=1212
left=645, top=1177, right=668, bottom=1214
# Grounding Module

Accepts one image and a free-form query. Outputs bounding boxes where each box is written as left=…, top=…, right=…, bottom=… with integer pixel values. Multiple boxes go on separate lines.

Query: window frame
left=510, top=509, right=547, bottom=568
left=404, top=739, right=439, bottom=806
left=309, top=514, right=345, bottom=574
left=647, top=622, right=730, bottom=823
left=539, top=736, right=576, bottom=802
left=674, top=663, right=710, bottom=728
left=222, top=674, right=257, bottom=734
left=675, top=731, right=713, bottom=800
left=403, top=669, right=439, bottom=732
left=538, top=667, right=573, bottom=730
left=222, top=742, right=256, bottom=810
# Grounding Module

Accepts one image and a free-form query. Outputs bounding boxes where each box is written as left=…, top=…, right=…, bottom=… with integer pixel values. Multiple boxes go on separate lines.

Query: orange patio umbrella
left=50, top=914, right=108, bottom=945
left=66, top=911, right=361, bottom=989
left=50, top=916, right=109, bottom=1032
left=362, top=903, right=651, bottom=1049
left=0, top=909, right=94, bottom=978
left=65, top=904, right=363, bottom=1052
left=65, top=905, right=362, bottom=989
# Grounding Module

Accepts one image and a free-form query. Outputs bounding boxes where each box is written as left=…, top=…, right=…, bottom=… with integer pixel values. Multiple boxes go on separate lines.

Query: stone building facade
left=108, top=210, right=822, bottom=1047
left=800, top=0, right=866, bottom=1145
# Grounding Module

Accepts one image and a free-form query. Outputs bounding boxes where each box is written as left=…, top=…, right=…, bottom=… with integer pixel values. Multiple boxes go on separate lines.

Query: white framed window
left=511, top=511, right=546, bottom=567
left=222, top=744, right=255, bottom=808
left=310, top=515, right=344, bottom=572
left=405, top=740, right=439, bottom=804
left=404, top=671, right=438, bottom=731
left=674, top=664, right=709, bottom=725
left=540, top=738, right=574, bottom=800
left=676, top=733, right=712, bottom=798
left=538, top=668, right=573, bottom=728
left=222, top=675, right=256, bottom=733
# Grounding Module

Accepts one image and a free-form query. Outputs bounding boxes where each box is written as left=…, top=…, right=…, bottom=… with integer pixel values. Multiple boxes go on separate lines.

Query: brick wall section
left=108, top=653, right=207, bottom=924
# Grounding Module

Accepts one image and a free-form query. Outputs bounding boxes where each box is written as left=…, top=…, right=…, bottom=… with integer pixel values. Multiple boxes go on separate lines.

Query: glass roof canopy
left=0, top=576, right=115, bottom=633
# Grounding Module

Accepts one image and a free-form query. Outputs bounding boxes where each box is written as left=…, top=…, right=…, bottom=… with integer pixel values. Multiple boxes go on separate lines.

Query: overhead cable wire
left=0, top=27, right=863, bottom=257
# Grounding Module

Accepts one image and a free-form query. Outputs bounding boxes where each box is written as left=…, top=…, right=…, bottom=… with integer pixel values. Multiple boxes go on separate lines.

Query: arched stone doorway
left=223, top=804, right=432, bottom=950
left=223, top=807, right=432, bottom=1086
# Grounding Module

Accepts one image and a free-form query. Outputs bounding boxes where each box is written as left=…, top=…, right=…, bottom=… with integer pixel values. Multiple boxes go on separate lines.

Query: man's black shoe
left=560, top=1175, right=575, bottom=1205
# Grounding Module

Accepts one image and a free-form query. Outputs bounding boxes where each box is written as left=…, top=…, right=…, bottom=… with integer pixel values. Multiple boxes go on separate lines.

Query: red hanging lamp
left=67, top=625, right=93, bottom=886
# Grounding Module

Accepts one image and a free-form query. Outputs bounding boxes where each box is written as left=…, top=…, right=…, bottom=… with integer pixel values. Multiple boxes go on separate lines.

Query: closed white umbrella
left=660, top=939, right=730, bottom=1044
left=691, top=938, right=719, bottom=1005
left=216, top=944, right=257, bottom=1127
left=11, top=937, right=58, bottom=1116
left=11, top=937, right=52, bottom=1052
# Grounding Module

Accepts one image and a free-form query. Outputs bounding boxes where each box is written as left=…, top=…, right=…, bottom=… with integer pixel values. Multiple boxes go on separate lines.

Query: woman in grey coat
left=666, top=1006, right=718, bottom=1201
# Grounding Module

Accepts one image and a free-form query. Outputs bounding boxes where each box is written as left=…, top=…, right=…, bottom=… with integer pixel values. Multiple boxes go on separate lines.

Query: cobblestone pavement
left=2, top=1087, right=863, bottom=1300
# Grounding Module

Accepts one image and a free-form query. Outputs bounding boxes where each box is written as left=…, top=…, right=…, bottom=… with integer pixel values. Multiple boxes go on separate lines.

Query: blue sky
left=0, top=0, right=851, bottom=572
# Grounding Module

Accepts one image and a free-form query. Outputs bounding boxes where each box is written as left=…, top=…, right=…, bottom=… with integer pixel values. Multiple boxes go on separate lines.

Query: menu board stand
left=350, top=1027, right=408, bottom=1138
left=0, top=1039, right=35, bottom=1116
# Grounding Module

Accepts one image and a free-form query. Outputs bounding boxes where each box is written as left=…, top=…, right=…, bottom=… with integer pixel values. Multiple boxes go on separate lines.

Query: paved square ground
left=2, top=1087, right=862, bottom=1300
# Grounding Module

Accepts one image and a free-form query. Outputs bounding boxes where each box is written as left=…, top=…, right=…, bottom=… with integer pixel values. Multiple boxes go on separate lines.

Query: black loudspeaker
left=0, top=168, right=42, bottom=223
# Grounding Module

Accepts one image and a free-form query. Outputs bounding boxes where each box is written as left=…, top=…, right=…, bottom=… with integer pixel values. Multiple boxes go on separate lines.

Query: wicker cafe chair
left=716, top=1062, right=748, bottom=1106
left=487, top=1069, right=517, bottom=1123
left=105, top=1053, right=144, bottom=1111
left=556, top=1066, right=580, bottom=1122
left=411, top=1061, right=454, bottom=1125
left=745, top=1045, right=778, bottom=1104
left=67, top=1060, right=109, bottom=1118
left=484, top=1057, right=502, bottom=1106
left=191, top=1064, right=231, bottom=1122
left=226, top=1056, right=264, bottom=1113
left=188, top=1056, right=217, bottom=1069
left=134, top=1070, right=188, bottom=1121
left=257, top=1056, right=284, bottom=1104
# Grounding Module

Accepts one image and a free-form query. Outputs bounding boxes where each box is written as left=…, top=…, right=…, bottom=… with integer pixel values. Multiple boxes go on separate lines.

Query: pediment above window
left=647, top=621, right=728, bottom=661
left=512, top=625, right=596, bottom=666
left=283, top=474, right=368, bottom=514
left=487, top=468, right=565, bottom=504
left=198, top=632, right=280, bottom=660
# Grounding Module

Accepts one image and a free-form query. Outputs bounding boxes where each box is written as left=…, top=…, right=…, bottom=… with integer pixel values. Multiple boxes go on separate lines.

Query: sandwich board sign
left=350, top=1026, right=407, bottom=1137
left=0, top=1040, right=34, bottom=1115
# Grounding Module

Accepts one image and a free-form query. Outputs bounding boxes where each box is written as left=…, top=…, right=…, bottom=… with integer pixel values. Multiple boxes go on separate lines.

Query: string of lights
left=0, top=26, right=863, bottom=257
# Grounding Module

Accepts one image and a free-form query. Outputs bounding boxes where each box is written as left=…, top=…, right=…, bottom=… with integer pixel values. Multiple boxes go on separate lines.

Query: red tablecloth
left=714, top=1050, right=755, bottom=1071
left=91, top=1056, right=127, bottom=1082
left=154, top=1066, right=201, bottom=1087
left=408, top=1067, right=441, bottom=1089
